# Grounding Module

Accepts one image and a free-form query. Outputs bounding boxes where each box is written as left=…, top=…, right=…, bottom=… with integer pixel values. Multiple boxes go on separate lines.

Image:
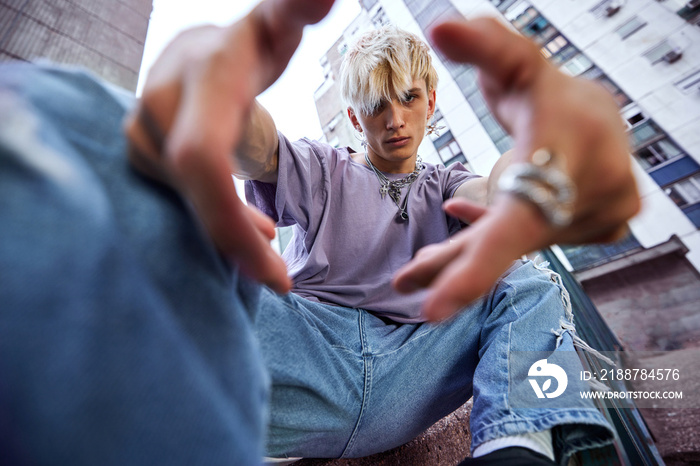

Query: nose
left=384, top=100, right=406, bottom=130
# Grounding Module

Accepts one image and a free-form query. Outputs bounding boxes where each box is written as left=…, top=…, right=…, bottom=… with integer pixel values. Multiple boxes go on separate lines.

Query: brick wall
left=582, top=252, right=700, bottom=351
left=0, top=0, right=152, bottom=91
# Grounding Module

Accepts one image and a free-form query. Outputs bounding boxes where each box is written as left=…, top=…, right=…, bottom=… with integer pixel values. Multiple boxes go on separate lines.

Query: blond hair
left=340, top=26, right=438, bottom=116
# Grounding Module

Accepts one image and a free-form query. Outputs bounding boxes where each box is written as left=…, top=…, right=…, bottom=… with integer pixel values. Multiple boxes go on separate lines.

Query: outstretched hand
left=393, top=17, right=640, bottom=321
left=125, top=0, right=335, bottom=293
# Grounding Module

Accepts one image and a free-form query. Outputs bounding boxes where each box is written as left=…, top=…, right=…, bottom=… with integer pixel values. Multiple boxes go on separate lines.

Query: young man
left=0, top=0, right=639, bottom=464
left=239, top=26, right=614, bottom=464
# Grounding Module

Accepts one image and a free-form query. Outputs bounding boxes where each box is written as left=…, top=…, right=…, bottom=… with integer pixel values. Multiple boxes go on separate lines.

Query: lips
left=386, top=136, right=410, bottom=146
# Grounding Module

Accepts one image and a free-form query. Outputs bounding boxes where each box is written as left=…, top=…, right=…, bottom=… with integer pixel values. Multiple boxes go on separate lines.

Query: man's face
left=350, top=78, right=435, bottom=173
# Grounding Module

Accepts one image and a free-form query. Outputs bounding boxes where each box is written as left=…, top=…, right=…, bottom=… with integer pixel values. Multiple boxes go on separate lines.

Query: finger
left=124, top=104, right=174, bottom=186
left=172, top=145, right=290, bottom=293
left=423, top=197, right=551, bottom=320
left=259, top=0, right=336, bottom=30
left=250, top=0, right=336, bottom=88
left=430, top=17, right=543, bottom=93
left=443, top=197, right=488, bottom=224
left=245, top=203, right=277, bottom=241
left=393, top=241, right=462, bottom=293
left=166, top=69, right=291, bottom=292
left=421, top=234, right=516, bottom=322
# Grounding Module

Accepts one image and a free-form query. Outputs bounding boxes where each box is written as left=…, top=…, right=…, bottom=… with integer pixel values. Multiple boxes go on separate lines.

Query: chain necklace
left=364, top=153, right=424, bottom=222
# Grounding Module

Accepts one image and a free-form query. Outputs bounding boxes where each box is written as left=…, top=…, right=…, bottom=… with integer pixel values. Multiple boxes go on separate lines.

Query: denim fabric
left=256, top=260, right=614, bottom=465
left=0, top=64, right=268, bottom=465
left=0, top=64, right=614, bottom=466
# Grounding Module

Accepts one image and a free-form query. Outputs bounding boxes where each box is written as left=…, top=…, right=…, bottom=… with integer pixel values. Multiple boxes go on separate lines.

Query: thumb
left=443, top=197, right=488, bottom=224
left=430, top=17, right=543, bottom=92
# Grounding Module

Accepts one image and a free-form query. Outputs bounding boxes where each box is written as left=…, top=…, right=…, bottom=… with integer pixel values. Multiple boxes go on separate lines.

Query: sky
left=138, top=0, right=362, bottom=141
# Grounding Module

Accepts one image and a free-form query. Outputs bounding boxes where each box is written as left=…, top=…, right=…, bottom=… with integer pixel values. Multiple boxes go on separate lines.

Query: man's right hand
left=125, top=0, right=335, bottom=293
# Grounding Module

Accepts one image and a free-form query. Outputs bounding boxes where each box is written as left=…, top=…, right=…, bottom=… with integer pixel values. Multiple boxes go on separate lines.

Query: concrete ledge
left=295, top=399, right=473, bottom=466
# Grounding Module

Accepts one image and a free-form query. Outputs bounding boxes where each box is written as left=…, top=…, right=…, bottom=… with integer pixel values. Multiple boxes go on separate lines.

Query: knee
left=487, top=260, right=572, bottom=338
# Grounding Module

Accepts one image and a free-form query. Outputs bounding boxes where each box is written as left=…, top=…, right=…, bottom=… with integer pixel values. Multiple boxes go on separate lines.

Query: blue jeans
left=0, top=64, right=614, bottom=466
left=0, top=64, right=267, bottom=465
left=257, top=262, right=614, bottom=464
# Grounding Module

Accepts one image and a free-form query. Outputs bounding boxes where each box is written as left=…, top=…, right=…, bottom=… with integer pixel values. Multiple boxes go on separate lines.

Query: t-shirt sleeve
left=441, top=161, right=481, bottom=199
left=244, top=132, right=334, bottom=231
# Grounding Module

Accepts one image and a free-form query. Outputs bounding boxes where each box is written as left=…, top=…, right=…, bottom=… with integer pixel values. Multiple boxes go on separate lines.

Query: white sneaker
left=263, top=457, right=303, bottom=465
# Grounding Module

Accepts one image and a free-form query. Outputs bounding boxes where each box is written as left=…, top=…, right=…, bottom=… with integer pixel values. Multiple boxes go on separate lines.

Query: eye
left=402, top=93, right=418, bottom=104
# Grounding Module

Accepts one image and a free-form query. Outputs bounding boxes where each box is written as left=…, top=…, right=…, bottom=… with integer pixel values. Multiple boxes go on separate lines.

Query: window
left=629, top=120, right=664, bottom=149
left=445, top=153, right=467, bottom=167
left=674, top=68, right=700, bottom=94
left=592, top=73, right=633, bottom=108
left=413, top=0, right=457, bottom=29
left=549, top=43, right=578, bottom=65
left=434, top=134, right=465, bottom=165
left=590, top=0, right=624, bottom=19
left=511, top=6, right=538, bottom=30
left=372, top=6, right=390, bottom=27
left=516, top=13, right=557, bottom=45
left=539, top=34, right=578, bottom=65
left=643, top=40, right=683, bottom=64
left=664, top=174, right=700, bottom=208
left=561, top=53, right=593, bottom=76
left=438, top=141, right=462, bottom=163
left=495, top=135, right=515, bottom=154
left=540, top=35, right=577, bottom=64
left=522, top=15, right=545, bottom=36
left=635, top=138, right=684, bottom=170
left=677, top=1, right=700, bottom=27
left=465, top=91, right=491, bottom=119
left=481, top=113, right=508, bottom=142
left=405, top=0, right=434, bottom=11
left=454, top=68, right=479, bottom=97
left=622, top=105, right=647, bottom=129
left=615, top=16, right=647, bottom=39
left=497, top=0, right=527, bottom=16
left=541, top=35, right=568, bottom=58
left=532, top=24, right=558, bottom=46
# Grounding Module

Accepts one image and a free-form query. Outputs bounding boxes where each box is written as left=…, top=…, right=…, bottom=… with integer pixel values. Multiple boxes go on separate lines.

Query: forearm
left=232, top=100, right=279, bottom=184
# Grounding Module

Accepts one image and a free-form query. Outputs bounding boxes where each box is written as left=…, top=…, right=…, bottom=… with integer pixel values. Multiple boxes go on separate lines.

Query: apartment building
left=0, top=0, right=153, bottom=91
left=314, top=0, right=700, bottom=353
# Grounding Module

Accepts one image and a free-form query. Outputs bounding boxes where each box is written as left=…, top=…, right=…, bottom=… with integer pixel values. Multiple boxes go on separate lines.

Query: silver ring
left=497, top=149, right=576, bottom=227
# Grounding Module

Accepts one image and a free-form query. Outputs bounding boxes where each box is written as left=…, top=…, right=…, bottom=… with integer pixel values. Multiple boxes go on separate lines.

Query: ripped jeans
left=257, top=259, right=614, bottom=464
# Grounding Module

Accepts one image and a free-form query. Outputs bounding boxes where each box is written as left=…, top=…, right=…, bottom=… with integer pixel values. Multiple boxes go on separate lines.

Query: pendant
left=389, top=188, right=401, bottom=204
left=380, top=184, right=389, bottom=198
left=396, top=210, right=409, bottom=222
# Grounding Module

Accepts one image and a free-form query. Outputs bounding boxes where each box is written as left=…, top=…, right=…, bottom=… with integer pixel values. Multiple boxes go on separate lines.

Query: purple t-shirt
left=245, top=134, right=478, bottom=323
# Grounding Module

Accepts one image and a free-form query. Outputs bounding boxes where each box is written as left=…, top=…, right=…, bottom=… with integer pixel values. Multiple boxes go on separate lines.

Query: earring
left=426, top=119, right=445, bottom=137
left=354, top=127, right=368, bottom=149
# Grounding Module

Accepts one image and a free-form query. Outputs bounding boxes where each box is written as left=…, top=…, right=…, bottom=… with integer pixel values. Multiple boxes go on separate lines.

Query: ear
left=347, top=107, right=362, bottom=132
left=427, top=88, right=436, bottom=120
